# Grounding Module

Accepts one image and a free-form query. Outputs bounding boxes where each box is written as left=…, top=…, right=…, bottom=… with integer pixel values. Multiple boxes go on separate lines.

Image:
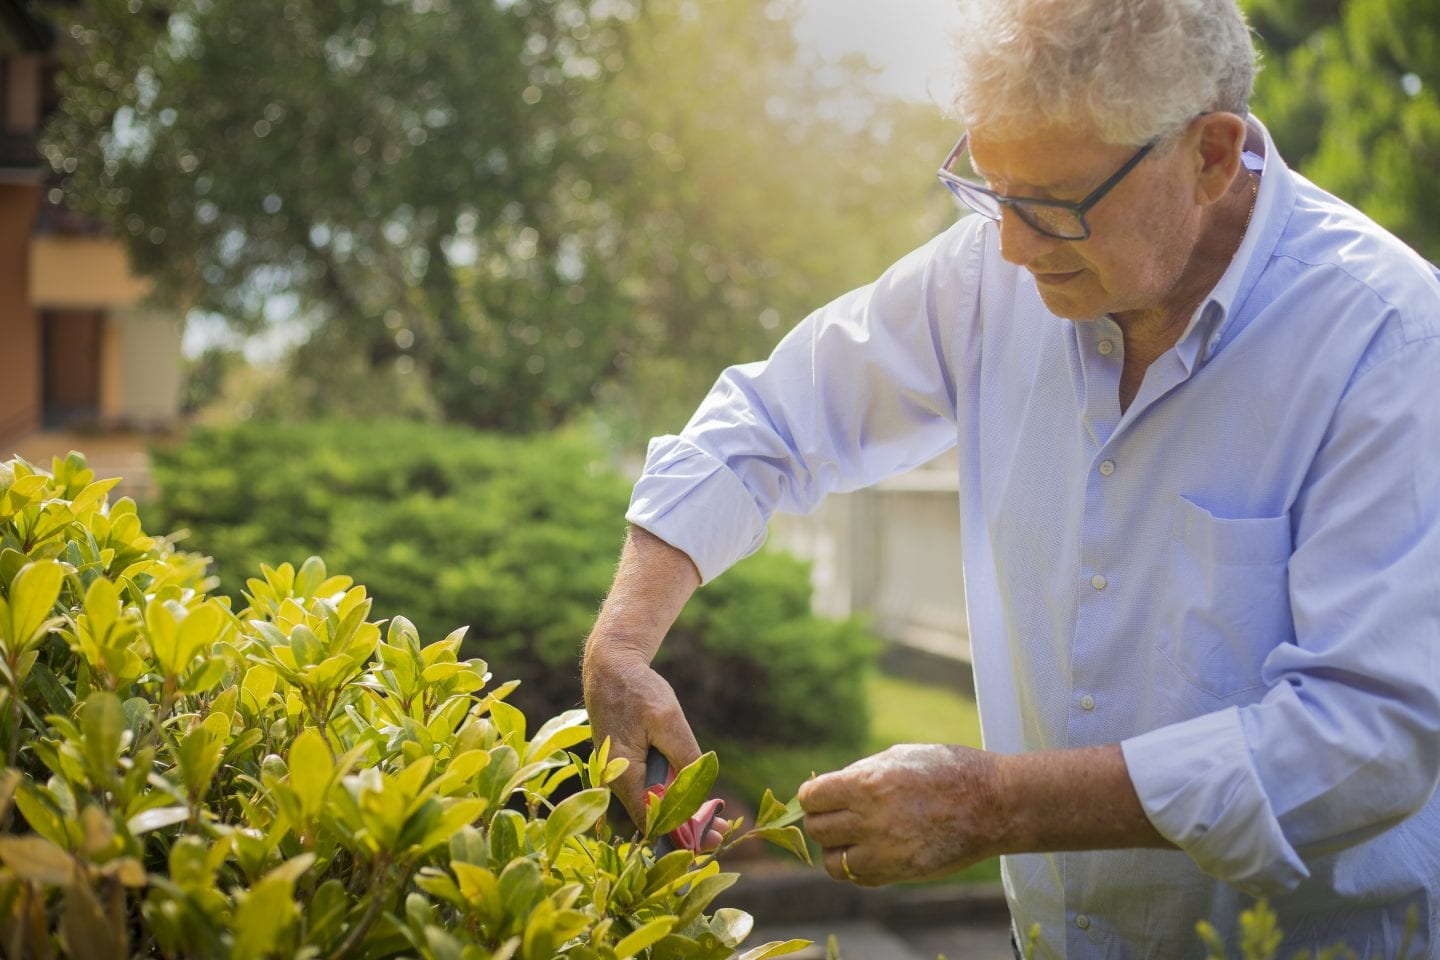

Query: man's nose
left=996, top=208, right=1063, bottom=266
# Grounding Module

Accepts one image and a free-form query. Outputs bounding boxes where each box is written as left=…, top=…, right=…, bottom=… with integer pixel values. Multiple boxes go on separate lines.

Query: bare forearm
left=583, top=525, right=701, bottom=669
left=996, top=744, right=1173, bottom=854
left=581, top=524, right=704, bottom=820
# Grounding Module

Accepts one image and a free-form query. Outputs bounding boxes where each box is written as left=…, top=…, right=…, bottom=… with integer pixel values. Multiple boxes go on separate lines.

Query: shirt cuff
left=625, top=435, right=769, bottom=585
left=1121, top=706, right=1310, bottom=897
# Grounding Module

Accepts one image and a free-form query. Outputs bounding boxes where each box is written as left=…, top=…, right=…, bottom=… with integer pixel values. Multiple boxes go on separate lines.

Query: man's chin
left=1035, top=287, right=1107, bottom=323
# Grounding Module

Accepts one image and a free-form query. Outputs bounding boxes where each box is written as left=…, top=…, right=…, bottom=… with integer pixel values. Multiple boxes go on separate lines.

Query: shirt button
left=1097, top=340, right=1115, bottom=356
left=1076, top=914, right=1091, bottom=930
left=1099, top=459, right=1115, bottom=476
left=1091, top=573, right=1107, bottom=591
left=1080, top=694, right=1096, bottom=711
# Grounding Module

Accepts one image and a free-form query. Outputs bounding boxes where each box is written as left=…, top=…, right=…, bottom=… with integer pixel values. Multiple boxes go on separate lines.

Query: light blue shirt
left=626, top=117, right=1440, bottom=957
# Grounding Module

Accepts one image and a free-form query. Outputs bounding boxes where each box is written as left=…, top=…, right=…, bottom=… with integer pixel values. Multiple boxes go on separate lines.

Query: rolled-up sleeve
left=1125, top=333, right=1440, bottom=896
left=627, top=218, right=986, bottom=583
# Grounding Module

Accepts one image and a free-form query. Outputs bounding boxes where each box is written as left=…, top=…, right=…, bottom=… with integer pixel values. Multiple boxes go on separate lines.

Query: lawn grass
left=715, top=668, right=1002, bottom=885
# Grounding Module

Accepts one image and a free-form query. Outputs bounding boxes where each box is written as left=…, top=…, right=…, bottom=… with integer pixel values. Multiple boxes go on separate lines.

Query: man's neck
left=1112, top=169, right=1258, bottom=411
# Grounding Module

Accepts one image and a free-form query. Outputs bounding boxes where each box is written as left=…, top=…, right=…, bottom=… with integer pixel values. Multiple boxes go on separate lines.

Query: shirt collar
left=1172, top=114, right=1296, bottom=373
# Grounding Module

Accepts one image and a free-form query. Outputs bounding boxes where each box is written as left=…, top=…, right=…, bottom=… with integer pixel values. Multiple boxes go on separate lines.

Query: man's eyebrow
left=969, top=158, right=1088, bottom=195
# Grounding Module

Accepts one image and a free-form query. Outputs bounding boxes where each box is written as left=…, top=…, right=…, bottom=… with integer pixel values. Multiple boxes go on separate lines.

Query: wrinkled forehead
left=964, top=124, right=1135, bottom=189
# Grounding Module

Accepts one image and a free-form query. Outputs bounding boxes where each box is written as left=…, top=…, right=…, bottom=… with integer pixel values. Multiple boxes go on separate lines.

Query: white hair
left=949, top=0, right=1258, bottom=145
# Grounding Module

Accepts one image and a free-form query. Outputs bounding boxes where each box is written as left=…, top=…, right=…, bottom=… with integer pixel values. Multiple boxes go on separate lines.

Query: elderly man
left=582, top=0, right=1440, bottom=954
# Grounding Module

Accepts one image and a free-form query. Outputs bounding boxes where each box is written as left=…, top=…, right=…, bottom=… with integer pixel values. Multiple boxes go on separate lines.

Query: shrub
left=147, top=420, right=878, bottom=750
left=0, top=451, right=812, bottom=958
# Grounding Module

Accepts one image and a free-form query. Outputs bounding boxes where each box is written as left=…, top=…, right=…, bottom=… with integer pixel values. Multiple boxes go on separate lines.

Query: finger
left=649, top=719, right=704, bottom=779
left=610, top=734, right=655, bottom=827
left=802, top=808, right=864, bottom=848
left=797, top=768, right=854, bottom=814
left=825, top=846, right=883, bottom=888
left=700, top=816, right=732, bottom=852
left=612, top=707, right=704, bottom=826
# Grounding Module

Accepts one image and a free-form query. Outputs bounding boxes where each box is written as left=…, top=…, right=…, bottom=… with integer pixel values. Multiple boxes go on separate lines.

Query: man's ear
left=1190, top=112, right=1247, bottom=206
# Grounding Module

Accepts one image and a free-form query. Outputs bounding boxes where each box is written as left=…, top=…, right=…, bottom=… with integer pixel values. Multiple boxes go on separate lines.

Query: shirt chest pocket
left=1159, top=495, right=1295, bottom=699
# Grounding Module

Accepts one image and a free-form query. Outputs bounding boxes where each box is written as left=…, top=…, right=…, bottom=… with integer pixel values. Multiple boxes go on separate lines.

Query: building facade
left=1, top=0, right=181, bottom=448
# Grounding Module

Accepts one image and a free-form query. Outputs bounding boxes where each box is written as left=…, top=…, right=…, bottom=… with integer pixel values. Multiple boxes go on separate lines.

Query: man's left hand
left=797, top=743, right=1009, bottom=886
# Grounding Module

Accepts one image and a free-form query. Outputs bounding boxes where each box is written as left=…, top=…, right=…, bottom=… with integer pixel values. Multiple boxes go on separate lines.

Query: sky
left=792, top=0, right=959, bottom=106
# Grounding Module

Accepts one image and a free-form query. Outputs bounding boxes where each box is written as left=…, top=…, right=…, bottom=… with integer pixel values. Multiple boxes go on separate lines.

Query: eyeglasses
left=936, top=132, right=1157, bottom=241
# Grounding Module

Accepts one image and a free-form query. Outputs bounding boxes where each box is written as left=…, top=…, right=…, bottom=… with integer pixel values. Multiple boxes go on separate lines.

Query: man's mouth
left=1032, top=268, right=1085, bottom=286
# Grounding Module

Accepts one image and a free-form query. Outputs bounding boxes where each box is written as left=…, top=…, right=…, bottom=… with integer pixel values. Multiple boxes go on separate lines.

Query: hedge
left=147, top=420, right=878, bottom=752
left=0, top=450, right=813, bottom=957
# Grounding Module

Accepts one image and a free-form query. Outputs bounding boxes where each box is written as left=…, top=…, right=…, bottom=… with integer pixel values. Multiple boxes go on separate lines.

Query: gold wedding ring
left=840, top=848, right=858, bottom=883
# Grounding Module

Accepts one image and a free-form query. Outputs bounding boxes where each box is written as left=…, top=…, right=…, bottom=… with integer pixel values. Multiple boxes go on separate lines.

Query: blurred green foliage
left=1244, top=0, right=1440, bottom=260
left=147, top=419, right=877, bottom=750
left=43, top=0, right=955, bottom=439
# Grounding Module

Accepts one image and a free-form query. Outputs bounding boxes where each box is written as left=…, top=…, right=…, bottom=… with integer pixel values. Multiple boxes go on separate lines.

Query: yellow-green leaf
left=708, top=908, right=755, bottom=949
left=6, top=559, right=64, bottom=650
left=543, top=788, right=609, bottom=861
left=288, top=728, right=333, bottom=821
left=646, top=751, right=719, bottom=840
left=736, top=939, right=812, bottom=960
left=79, top=692, right=125, bottom=782
left=750, top=825, right=812, bottom=865
left=614, top=917, right=676, bottom=960
left=0, top=835, right=75, bottom=885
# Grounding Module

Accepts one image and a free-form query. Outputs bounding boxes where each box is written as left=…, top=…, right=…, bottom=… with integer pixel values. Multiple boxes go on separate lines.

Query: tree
left=575, top=0, right=958, bottom=435
left=45, top=0, right=648, bottom=431
left=1244, top=0, right=1440, bottom=261
left=43, top=0, right=958, bottom=435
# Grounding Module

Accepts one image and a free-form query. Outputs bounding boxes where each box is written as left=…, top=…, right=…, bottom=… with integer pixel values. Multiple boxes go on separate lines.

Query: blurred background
left=2, top=0, right=1437, bottom=894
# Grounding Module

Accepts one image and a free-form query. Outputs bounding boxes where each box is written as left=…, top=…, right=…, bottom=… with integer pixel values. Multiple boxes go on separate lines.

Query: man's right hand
left=582, top=642, right=704, bottom=827
left=580, top=525, right=705, bottom=828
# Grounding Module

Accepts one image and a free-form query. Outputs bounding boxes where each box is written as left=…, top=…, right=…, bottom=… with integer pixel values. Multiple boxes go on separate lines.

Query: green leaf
left=735, top=940, right=813, bottom=960
left=293, top=555, right=327, bottom=599
left=676, top=872, right=739, bottom=926
left=82, top=576, right=121, bottom=646
left=750, top=825, right=812, bottom=865
left=79, top=692, right=125, bottom=784
left=489, top=808, right=525, bottom=867
left=181, top=656, right=228, bottom=694
left=176, top=725, right=225, bottom=799
left=755, top=789, right=805, bottom=830
left=241, top=663, right=278, bottom=714
left=5, top=559, right=64, bottom=651
left=525, top=708, right=592, bottom=764
left=28, top=501, right=75, bottom=545
left=642, top=849, right=697, bottom=899
left=0, top=549, right=29, bottom=591
left=498, top=856, right=543, bottom=920
left=543, top=787, right=609, bottom=861
left=708, top=908, right=755, bottom=949
left=450, top=862, right=501, bottom=917
left=0, top=834, right=75, bottom=885
left=288, top=727, right=333, bottom=821
left=60, top=865, right=126, bottom=958
left=126, top=805, right=190, bottom=834
left=231, top=854, right=315, bottom=960
left=417, top=798, right=488, bottom=854
left=69, top=477, right=121, bottom=517
left=145, top=599, right=181, bottom=676
left=489, top=699, right=526, bottom=747
left=646, top=751, right=719, bottom=840
left=15, top=782, right=71, bottom=847
left=614, top=917, right=676, bottom=960
left=289, top=624, right=324, bottom=667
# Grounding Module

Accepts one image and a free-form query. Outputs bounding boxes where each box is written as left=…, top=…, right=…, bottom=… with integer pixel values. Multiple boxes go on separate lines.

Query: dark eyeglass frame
left=937, top=132, right=1158, bottom=241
